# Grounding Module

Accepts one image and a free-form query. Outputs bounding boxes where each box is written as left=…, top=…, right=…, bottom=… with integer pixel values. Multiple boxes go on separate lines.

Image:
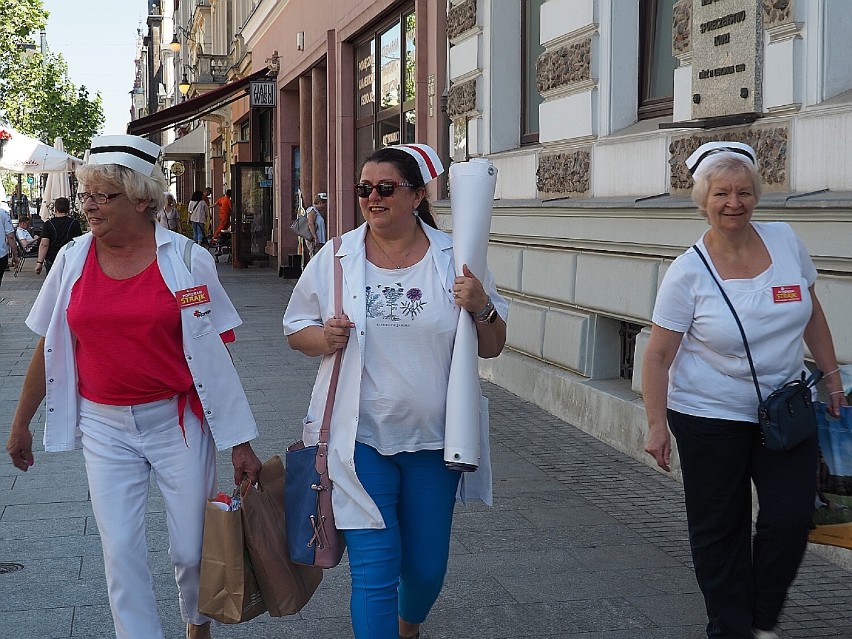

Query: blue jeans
left=342, top=442, right=461, bottom=639
left=191, top=221, right=205, bottom=244
left=668, top=410, right=817, bottom=638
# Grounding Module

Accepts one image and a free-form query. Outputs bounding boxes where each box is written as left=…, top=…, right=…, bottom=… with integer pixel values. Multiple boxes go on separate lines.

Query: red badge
left=176, top=285, right=210, bottom=308
left=772, top=285, right=802, bottom=303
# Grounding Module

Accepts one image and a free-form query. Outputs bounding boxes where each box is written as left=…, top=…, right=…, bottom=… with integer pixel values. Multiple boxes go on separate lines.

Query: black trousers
left=668, top=410, right=817, bottom=639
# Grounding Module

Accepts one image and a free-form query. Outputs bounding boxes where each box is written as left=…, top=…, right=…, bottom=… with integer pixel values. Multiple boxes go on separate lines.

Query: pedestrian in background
left=35, top=197, right=83, bottom=275
left=5, top=134, right=262, bottom=639
left=305, top=191, right=327, bottom=258
left=188, top=189, right=208, bottom=245
left=0, top=203, right=18, bottom=285
left=642, top=141, right=847, bottom=639
left=157, top=192, right=181, bottom=232
left=283, top=143, right=507, bottom=639
left=211, top=188, right=232, bottom=242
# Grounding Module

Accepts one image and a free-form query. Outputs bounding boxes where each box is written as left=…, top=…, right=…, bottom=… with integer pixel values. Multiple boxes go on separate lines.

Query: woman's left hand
left=231, top=441, right=262, bottom=485
left=827, top=387, right=848, bottom=418
left=452, top=264, right=489, bottom=314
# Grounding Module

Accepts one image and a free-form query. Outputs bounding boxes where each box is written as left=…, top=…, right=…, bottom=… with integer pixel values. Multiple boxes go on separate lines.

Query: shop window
left=259, top=109, right=273, bottom=163
left=355, top=5, right=416, bottom=155
left=522, top=0, right=545, bottom=144
left=638, top=0, right=678, bottom=119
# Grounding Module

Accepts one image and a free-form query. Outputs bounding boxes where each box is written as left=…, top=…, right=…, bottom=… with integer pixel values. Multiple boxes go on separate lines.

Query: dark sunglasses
left=354, top=180, right=415, bottom=198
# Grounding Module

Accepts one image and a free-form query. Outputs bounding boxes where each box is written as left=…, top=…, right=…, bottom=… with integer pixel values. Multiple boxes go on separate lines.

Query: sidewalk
left=1, top=262, right=850, bottom=639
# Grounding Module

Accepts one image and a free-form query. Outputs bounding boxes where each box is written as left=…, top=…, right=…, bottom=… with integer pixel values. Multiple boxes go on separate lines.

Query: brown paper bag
left=198, top=500, right=267, bottom=623
left=241, top=455, right=323, bottom=616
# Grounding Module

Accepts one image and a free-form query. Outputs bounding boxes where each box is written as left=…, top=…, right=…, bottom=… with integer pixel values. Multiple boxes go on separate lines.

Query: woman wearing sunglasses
left=284, top=143, right=507, bottom=639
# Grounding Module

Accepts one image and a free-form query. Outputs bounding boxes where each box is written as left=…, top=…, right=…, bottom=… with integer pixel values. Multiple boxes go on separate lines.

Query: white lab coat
left=27, top=224, right=258, bottom=452
left=283, top=222, right=508, bottom=529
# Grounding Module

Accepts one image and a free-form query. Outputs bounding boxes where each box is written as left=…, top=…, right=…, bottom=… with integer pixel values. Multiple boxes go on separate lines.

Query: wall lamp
left=178, top=65, right=192, bottom=95
left=169, top=25, right=195, bottom=53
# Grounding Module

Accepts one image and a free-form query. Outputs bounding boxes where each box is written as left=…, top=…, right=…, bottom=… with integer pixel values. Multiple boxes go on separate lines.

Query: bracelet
left=36, top=261, right=43, bottom=264
left=829, top=390, right=846, bottom=396
left=825, top=367, right=841, bottom=377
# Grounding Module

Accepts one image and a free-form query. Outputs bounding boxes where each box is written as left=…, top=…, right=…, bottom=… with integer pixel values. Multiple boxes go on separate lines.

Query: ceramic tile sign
left=691, top=0, right=763, bottom=119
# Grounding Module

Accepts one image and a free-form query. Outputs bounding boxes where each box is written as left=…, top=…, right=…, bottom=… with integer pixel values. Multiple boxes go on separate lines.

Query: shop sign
left=250, top=81, right=276, bottom=108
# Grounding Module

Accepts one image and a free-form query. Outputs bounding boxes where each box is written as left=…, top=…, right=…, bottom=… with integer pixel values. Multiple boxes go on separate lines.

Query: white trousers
left=79, top=396, right=217, bottom=639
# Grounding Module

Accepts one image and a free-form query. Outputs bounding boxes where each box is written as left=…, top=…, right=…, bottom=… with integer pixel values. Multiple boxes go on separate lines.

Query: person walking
left=34, top=197, right=83, bottom=275
left=283, top=143, right=507, bottom=639
left=642, top=141, right=847, bottom=639
left=5, top=134, right=263, bottom=639
left=188, top=190, right=208, bottom=245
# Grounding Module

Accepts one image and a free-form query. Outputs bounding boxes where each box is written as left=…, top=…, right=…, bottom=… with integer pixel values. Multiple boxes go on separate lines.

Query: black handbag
left=693, top=245, right=822, bottom=450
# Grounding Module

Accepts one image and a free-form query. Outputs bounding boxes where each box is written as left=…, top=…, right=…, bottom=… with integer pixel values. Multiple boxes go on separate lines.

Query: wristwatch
left=472, top=297, right=499, bottom=324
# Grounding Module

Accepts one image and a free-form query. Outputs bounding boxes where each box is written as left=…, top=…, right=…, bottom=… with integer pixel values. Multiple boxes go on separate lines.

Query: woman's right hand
left=644, top=424, right=672, bottom=472
left=324, top=313, right=354, bottom=352
left=6, top=426, right=34, bottom=472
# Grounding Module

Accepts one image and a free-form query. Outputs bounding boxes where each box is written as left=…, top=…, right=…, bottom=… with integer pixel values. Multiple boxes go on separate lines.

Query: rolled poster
left=444, top=158, right=498, bottom=471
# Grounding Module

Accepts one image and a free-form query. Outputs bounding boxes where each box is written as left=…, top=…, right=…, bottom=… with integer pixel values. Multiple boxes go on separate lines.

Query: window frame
left=638, top=0, right=675, bottom=120
left=521, top=0, right=545, bottom=145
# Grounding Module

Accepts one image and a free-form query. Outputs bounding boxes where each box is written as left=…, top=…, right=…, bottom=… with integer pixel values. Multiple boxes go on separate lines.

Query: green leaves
left=0, top=0, right=103, bottom=159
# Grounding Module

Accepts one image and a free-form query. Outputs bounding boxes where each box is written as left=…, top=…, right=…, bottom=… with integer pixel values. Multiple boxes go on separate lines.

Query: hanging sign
left=250, top=81, right=276, bottom=108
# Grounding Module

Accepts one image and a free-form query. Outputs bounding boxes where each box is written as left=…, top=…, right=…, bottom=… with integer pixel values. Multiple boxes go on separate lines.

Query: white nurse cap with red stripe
left=389, top=143, right=445, bottom=184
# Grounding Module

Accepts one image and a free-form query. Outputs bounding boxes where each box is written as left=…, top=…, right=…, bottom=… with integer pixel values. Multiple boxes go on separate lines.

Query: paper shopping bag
left=240, top=455, right=323, bottom=615
left=198, top=499, right=266, bottom=623
left=810, top=403, right=852, bottom=550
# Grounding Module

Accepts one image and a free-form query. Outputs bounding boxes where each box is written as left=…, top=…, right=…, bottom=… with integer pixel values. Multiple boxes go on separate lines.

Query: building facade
left=130, top=1, right=852, bottom=483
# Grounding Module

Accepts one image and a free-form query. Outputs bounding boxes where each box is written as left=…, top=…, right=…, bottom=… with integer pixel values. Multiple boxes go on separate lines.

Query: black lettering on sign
left=699, top=10, right=747, bottom=34
left=714, top=32, right=730, bottom=46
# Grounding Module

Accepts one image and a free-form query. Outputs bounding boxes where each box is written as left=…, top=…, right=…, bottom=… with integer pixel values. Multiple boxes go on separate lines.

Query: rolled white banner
left=444, top=158, right=498, bottom=471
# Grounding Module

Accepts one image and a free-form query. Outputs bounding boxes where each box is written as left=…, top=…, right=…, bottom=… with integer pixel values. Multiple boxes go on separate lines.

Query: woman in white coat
left=6, top=135, right=262, bottom=639
left=283, top=144, right=507, bottom=639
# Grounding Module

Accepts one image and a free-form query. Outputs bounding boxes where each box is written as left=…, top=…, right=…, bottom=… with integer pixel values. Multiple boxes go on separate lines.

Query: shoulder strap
left=316, top=238, right=343, bottom=467
left=692, top=245, right=764, bottom=403
left=182, top=236, right=194, bottom=273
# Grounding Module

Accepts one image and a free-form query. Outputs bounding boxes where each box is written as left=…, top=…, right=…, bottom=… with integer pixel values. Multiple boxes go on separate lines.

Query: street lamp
left=178, top=71, right=191, bottom=95
left=169, top=25, right=195, bottom=53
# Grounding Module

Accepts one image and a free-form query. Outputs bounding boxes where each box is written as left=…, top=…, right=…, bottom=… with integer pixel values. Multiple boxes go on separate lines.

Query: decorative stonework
left=446, top=79, right=477, bottom=118
left=672, top=0, right=692, bottom=56
left=536, top=150, right=591, bottom=196
left=669, top=127, right=789, bottom=191
left=447, top=0, right=477, bottom=40
left=763, top=0, right=792, bottom=25
left=536, top=38, right=591, bottom=94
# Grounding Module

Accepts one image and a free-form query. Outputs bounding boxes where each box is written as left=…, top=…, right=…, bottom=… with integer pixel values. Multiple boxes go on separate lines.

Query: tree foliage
left=0, top=0, right=104, bottom=158
left=4, top=52, right=104, bottom=158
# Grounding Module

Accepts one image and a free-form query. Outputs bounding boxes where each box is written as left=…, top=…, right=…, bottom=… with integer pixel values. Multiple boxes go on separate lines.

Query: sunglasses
left=354, top=180, right=415, bottom=198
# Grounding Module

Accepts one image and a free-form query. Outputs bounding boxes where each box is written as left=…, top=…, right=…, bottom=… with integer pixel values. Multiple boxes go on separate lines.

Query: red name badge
left=176, top=285, right=210, bottom=308
left=772, top=285, right=802, bottom=303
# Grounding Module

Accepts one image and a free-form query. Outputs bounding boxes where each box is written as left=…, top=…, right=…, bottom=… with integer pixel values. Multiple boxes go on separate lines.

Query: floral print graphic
left=402, top=287, right=426, bottom=318
left=366, top=284, right=427, bottom=322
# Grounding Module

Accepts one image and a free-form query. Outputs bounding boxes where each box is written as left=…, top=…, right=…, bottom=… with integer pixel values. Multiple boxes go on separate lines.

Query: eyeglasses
left=77, top=192, right=123, bottom=205
left=354, top=181, right=415, bottom=198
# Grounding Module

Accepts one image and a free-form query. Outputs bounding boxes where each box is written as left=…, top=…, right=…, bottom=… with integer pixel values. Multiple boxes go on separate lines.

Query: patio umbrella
left=40, top=137, right=73, bottom=219
left=0, top=123, right=82, bottom=173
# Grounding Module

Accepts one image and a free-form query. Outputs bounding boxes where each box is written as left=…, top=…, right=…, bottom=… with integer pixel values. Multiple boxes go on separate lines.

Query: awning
left=162, top=125, right=206, bottom=159
left=128, top=68, right=272, bottom=137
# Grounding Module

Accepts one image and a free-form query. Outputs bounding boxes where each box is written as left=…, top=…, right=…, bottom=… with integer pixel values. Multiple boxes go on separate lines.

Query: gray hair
left=691, top=154, right=762, bottom=213
left=76, top=162, right=168, bottom=219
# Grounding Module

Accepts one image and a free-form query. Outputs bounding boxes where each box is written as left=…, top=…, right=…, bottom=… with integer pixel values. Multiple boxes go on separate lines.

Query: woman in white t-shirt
left=283, top=144, right=506, bottom=639
left=642, top=142, right=846, bottom=639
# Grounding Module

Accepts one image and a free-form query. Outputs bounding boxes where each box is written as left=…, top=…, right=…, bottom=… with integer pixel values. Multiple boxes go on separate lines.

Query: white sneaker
left=752, top=630, right=779, bottom=639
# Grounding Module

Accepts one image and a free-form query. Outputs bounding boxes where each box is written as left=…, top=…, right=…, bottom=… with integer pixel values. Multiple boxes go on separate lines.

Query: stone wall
left=536, top=38, right=591, bottom=93
left=446, top=78, right=477, bottom=118
left=447, top=0, right=477, bottom=40
left=536, top=149, right=591, bottom=196
left=763, top=0, right=792, bottom=26
left=669, top=127, right=789, bottom=191
left=672, top=0, right=692, bottom=56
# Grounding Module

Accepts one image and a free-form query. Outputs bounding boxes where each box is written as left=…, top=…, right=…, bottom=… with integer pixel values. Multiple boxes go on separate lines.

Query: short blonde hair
left=76, top=162, right=168, bottom=218
left=691, top=155, right=762, bottom=213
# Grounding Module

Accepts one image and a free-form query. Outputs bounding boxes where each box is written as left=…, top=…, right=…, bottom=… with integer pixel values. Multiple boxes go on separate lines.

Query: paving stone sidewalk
left=1, top=263, right=850, bottom=639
